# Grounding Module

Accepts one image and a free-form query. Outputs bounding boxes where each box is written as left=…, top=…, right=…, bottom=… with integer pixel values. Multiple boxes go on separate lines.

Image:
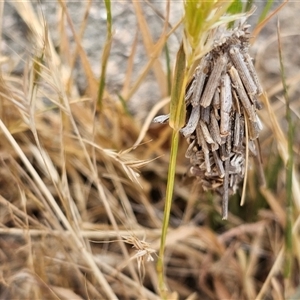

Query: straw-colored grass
left=0, top=1, right=299, bottom=299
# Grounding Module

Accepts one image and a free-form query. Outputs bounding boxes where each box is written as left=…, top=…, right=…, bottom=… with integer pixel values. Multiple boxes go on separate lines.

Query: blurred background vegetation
left=0, top=1, right=299, bottom=299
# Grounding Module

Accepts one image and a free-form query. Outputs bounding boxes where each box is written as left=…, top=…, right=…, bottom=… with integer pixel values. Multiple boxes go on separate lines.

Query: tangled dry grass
left=0, top=1, right=299, bottom=299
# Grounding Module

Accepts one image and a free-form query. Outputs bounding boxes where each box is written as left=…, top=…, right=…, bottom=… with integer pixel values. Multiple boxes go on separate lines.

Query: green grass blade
left=169, top=42, right=186, bottom=130
left=97, top=0, right=112, bottom=109
left=117, top=93, right=131, bottom=116
left=258, top=0, right=274, bottom=23
left=227, top=0, right=243, bottom=27
left=164, top=43, right=172, bottom=96
left=227, top=0, right=243, bottom=15
left=277, top=20, right=294, bottom=281
left=245, top=0, right=254, bottom=12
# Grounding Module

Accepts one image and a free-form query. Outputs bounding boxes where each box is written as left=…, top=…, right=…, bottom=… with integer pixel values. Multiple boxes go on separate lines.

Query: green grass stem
left=157, top=41, right=186, bottom=297
left=157, top=129, right=180, bottom=298
left=258, top=0, right=274, bottom=23
left=277, top=19, right=294, bottom=282
left=97, top=0, right=112, bottom=109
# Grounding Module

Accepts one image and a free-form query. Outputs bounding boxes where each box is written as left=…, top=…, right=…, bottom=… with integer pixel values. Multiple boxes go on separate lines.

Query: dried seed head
left=123, top=236, right=156, bottom=272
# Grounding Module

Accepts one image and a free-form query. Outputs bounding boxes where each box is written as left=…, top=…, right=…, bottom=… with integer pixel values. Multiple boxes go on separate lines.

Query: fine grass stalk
left=157, top=42, right=186, bottom=298
left=97, top=0, right=112, bottom=108
left=277, top=20, right=294, bottom=283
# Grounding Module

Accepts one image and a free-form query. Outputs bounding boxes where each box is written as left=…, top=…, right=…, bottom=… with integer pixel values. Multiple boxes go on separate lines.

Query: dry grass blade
left=132, top=1, right=167, bottom=97
left=251, top=0, right=289, bottom=44
left=0, top=118, right=117, bottom=299
left=134, top=97, right=170, bottom=148
left=66, top=0, right=93, bottom=94
left=0, top=228, right=161, bottom=240
left=121, top=29, right=139, bottom=98
left=57, top=0, right=98, bottom=97
left=124, top=13, right=181, bottom=102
